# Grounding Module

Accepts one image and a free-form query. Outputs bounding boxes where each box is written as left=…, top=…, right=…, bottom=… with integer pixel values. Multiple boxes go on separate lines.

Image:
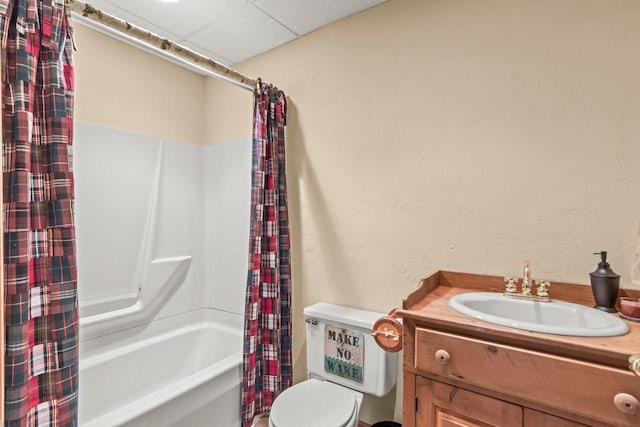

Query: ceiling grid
left=80, top=0, right=387, bottom=65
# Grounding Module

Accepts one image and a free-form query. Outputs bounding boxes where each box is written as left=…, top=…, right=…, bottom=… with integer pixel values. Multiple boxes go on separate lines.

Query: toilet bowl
left=269, top=379, right=363, bottom=427
left=268, top=303, right=397, bottom=427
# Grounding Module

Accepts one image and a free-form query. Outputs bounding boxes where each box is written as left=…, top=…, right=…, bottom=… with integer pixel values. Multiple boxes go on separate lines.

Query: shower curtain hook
left=256, top=77, right=262, bottom=93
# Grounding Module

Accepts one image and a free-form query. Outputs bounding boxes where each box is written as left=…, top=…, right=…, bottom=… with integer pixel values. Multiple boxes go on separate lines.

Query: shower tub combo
left=75, top=123, right=249, bottom=426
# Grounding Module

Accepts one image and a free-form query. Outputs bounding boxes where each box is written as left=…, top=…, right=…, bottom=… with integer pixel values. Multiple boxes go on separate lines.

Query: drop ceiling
left=80, top=0, right=387, bottom=65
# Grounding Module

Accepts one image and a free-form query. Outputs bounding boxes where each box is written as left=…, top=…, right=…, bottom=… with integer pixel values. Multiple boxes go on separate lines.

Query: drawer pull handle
left=435, top=349, right=450, bottom=365
left=614, top=393, right=639, bottom=414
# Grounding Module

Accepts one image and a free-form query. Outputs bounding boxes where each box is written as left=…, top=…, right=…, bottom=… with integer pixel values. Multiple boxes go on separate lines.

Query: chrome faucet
left=504, top=260, right=551, bottom=302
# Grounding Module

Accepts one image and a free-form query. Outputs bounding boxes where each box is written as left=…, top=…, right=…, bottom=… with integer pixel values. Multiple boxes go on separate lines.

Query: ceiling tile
left=77, top=0, right=387, bottom=69
left=248, top=0, right=386, bottom=36
left=186, top=2, right=296, bottom=64
left=80, top=0, right=181, bottom=41
left=179, top=41, right=233, bottom=67
left=104, top=0, right=236, bottom=39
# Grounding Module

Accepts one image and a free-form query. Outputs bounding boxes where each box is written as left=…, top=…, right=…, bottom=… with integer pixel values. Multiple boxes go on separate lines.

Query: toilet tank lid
left=303, top=302, right=384, bottom=330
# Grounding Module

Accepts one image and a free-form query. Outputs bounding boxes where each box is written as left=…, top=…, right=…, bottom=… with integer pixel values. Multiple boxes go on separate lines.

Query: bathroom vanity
left=397, top=271, right=640, bottom=427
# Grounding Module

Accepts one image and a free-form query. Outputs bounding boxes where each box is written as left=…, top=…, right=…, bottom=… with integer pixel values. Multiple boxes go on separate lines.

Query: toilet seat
left=269, top=378, right=358, bottom=427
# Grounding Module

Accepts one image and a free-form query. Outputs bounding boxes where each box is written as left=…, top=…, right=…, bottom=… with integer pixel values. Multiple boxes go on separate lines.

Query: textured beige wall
left=73, top=23, right=206, bottom=144
left=205, top=0, right=640, bottom=423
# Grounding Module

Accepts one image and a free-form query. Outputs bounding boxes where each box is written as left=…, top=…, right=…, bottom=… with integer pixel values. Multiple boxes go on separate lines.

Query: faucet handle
left=504, top=276, right=518, bottom=294
left=536, top=280, right=551, bottom=297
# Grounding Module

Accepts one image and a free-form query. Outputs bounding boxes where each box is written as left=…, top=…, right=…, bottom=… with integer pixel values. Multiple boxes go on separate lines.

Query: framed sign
left=324, top=325, right=364, bottom=383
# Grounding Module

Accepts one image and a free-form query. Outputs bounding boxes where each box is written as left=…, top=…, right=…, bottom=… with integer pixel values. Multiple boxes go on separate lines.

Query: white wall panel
left=203, top=139, right=252, bottom=315
left=75, top=122, right=251, bottom=334
left=75, top=122, right=159, bottom=304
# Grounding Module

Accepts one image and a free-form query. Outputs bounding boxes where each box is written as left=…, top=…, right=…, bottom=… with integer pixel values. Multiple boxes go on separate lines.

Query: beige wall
left=205, top=0, right=640, bottom=422
left=68, top=0, right=640, bottom=423
left=73, top=23, right=206, bottom=144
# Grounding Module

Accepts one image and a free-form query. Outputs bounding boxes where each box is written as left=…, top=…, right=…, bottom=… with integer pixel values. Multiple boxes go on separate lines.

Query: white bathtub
left=79, top=310, right=242, bottom=427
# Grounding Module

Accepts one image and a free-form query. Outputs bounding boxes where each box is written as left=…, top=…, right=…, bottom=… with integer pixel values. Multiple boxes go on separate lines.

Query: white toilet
left=268, top=302, right=398, bottom=427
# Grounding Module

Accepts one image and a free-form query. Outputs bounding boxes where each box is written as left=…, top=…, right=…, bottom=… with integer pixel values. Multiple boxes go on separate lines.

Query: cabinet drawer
left=415, top=328, right=640, bottom=427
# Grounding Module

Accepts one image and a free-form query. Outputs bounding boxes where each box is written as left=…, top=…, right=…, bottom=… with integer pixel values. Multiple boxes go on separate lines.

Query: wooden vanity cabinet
left=416, top=377, right=523, bottom=426
left=415, top=376, right=586, bottom=427
left=523, top=410, right=589, bottom=427
left=399, top=271, right=640, bottom=427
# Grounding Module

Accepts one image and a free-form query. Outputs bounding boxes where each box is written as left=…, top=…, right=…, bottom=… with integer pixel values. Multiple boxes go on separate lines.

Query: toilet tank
left=303, top=302, right=397, bottom=397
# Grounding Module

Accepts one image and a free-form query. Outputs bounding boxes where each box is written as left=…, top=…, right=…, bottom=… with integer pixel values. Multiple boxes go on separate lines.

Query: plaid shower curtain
left=241, top=82, right=292, bottom=427
left=1, top=1, right=79, bottom=426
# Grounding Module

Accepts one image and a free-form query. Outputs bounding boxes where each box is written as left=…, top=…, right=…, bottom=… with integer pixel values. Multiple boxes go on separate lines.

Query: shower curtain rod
left=66, top=0, right=258, bottom=92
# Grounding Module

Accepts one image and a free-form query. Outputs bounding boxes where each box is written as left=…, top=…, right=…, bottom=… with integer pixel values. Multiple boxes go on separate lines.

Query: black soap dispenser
left=590, top=251, right=621, bottom=313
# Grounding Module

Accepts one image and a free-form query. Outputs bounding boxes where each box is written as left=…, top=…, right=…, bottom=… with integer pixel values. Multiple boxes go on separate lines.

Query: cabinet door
left=416, top=377, right=523, bottom=427
left=523, top=409, right=589, bottom=427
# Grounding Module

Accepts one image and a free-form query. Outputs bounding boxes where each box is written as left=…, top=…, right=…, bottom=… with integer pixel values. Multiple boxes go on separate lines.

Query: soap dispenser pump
left=590, top=251, right=621, bottom=313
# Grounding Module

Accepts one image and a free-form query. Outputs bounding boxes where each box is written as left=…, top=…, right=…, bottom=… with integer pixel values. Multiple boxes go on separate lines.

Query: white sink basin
left=448, top=292, right=629, bottom=337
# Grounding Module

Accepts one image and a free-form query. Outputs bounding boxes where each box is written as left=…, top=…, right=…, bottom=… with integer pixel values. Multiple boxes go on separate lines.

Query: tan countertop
left=397, top=271, right=640, bottom=369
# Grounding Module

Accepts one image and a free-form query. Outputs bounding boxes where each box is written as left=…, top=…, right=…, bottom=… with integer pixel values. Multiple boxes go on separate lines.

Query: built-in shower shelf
left=80, top=255, right=192, bottom=341
left=79, top=291, right=139, bottom=318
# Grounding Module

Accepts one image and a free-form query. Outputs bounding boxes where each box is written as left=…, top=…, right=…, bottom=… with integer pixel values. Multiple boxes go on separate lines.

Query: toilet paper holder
left=371, top=308, right=403, bottom=353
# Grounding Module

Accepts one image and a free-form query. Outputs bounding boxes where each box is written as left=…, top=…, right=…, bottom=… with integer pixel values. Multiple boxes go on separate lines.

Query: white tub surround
left=79, top=309, right=242, bottom=427
left=77, top=134, right=193, bottom=338
left=80, top=255, right=193, bottom=339
left=75, top=123, right=251, bottom=338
